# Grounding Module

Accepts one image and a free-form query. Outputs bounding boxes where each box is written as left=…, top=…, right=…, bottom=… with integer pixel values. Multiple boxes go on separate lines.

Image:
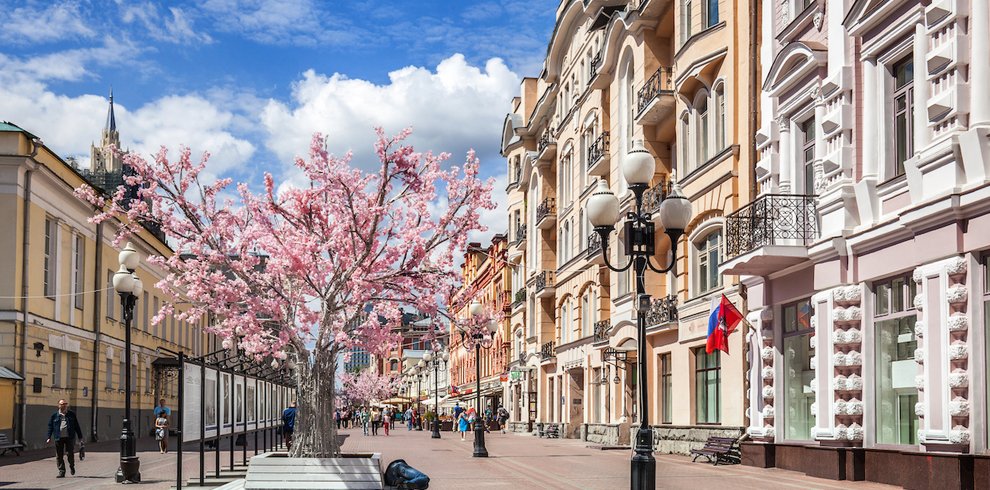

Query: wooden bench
left=0, top=433, right=24, bottom=456
left=689, top=436, right=740, bottom=466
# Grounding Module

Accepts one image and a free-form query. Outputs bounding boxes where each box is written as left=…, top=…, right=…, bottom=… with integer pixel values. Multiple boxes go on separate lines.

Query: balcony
left=512, top=288, right=526, bottom=310
left=537, top=127, right=556, bottom=163
left=645, top=295, right=678, bottom=328
left=642, top=180, right=670, bottom=216
left=721, top=194, right=819, bottom=276
left=586, top=131, right=610, bottom=176
left=588, top=49, right=603, bottom=85
left=536, top=197, right=557, bottom=229
left=518, top=351, right=526, bottom=364
left=535, top=271, right=556, bottom=298
left=586, top=232, right=604, bottom=264
left=540, top=341, right=556, bottom=362
left=512, top=224, right=527, bottom=245
left=593, top=320, right=611, bottom=344
left=636, top=66, right=675, bottom=126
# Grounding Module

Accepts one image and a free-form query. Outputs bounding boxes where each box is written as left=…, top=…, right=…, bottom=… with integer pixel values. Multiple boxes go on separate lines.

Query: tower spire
left=106, top=87, right=116, bottom=132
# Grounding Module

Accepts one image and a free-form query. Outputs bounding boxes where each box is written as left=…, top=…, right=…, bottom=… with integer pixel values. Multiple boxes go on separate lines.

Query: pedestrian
left=360, top=407, right=370, bottom=436
left=342, top=409, right=350, bottom=429
left=154, top=398, right=172, bottom=419
left=155, top=412, right=170, bottom=453
left=281, top=401, right=297, bottom=450
left=497, top=405, right=510, bottom=434
left=383, top=409, right=391, bottom=436
left=451, top=402, right=463, bottom=432
left=404, top=407, right=414, bottom=431
left=334, top=409, right=341, bottom=430
left=371, top=408, right=381, bottom=436
left=46, top=399, right=84, bottom=478
left=484, top=405, right=493, bottom=433
left=457, top=408, right=469, bottom=441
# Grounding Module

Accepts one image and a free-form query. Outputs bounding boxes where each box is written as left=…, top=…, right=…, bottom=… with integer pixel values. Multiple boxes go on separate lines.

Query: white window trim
left=688, top=218, right=725, bottom=298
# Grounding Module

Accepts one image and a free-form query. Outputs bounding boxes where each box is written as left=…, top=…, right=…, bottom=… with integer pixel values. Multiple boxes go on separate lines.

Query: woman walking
left=382, top=409, right=391, bottom=436
left=155, top=413, right=170, bottom=453
left=457, top=409, right=470, bottom=441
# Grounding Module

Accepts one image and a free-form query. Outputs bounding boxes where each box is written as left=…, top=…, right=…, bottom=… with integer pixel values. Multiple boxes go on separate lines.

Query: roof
left=0, top=121, right=39, bottom=139
left=0, top=366, right=24, bottom=381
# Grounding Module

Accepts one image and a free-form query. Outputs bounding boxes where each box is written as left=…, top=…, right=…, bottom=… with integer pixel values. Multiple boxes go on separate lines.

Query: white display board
left=204, top=367, right=219, bottom=437
left=182, top=362, right=202, bottom=441
left=247, top=378, right=257, bottom=427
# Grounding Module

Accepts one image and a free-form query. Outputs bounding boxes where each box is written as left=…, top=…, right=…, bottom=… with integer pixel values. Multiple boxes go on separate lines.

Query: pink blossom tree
left=339, top=369, right=400, bottom=407
left=76, top=129, right=495, bottom=456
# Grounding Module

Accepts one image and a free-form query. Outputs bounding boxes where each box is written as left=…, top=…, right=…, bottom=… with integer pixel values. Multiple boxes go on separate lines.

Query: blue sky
left=0, top=0, right=557, bottom=237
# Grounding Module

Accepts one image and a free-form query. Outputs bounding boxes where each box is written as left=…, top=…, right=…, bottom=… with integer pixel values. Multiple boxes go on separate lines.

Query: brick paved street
left=0, top=427, right=900, bottom=489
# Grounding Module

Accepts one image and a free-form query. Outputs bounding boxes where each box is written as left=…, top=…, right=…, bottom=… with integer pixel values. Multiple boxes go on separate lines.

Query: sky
left=0, top=0, right=557, bottom=242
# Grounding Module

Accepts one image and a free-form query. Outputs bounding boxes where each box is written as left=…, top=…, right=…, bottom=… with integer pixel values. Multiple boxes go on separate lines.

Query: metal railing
left=588, top=50, right=603, bottom=82
left=536, top=197, right=556, bottom=224
left=587, top=131, right=610, bottom=168
left=518, top=351, right=526, bottom=364
left=593, top=320, right=611, bottom=343
left=537, top=127, right=556, bottom=154
left=725, top=194, right=819, bottom=257
left=535, top=270, right=555, bottom=292
left=637, top=66, right=674, bottom=115
left=513, top=288, right=526, bottom=307
left=645, top=295, right=678, bottom=327
left=513, top=224, right=527, bottom=244
left=540, top=341, right=556, bottom=360
left=586, top=232, right=602, bottom=258
left=642, top=180, right=670, bottom=214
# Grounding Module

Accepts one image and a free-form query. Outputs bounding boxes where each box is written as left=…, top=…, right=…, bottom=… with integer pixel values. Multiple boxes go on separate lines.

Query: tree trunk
left=289, top=347, right=339, bottom=457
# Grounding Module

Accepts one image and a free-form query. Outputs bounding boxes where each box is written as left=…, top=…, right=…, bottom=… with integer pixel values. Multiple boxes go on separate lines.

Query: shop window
left=874, top=274, right=918, bottom=445
left=782, top=299, right=814, bottom=440
left=694, top=348, right=720, bottom=423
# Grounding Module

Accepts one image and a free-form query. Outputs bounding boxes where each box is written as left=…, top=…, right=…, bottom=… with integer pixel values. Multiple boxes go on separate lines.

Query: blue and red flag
left=706, top=294, right=743, bottom=354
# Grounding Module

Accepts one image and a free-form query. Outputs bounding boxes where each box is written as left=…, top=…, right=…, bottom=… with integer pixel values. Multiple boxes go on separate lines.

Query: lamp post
left=423, top=349, right=449, bottom=439
left=461, top=300, right=496, bottom=458
left=585, top=140, right=693, bottom=490
left=416, top=361, right=426, bottom=431
left=113, top=242, right=144, bottom=483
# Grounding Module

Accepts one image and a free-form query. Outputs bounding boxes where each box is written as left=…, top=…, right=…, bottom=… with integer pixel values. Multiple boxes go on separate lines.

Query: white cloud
left=260, top=54, right=519, bottom=174
left=199, top=0, right=360, bottom=46
left=0, top=1, right=96, bottom=45
left=120, top=2, right=213, bottom=45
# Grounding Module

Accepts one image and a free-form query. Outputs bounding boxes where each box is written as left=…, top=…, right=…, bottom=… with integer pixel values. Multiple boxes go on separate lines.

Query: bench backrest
left=0, top=434, right=10, bottom=444
left=703, top=437, right=738, bottom=451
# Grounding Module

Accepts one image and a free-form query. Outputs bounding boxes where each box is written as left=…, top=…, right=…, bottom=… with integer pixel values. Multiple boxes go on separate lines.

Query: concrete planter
left=238, top=451, right=384, bottom=489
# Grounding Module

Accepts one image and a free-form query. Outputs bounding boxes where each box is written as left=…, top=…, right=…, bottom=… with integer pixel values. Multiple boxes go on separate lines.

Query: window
left=119, top=358, right=126, bottom=390
left=874, top=274, right=918, bottom=445
left=661, top=353, right=673, bottom=423
left=73, top=235, right=83, bottom=309
left=44, top=218, right=56, bottom=298
left=782, top=299, right=814, bottom=440
left=704, top=0, right=719, bottom=28
left=695, top=230, right=723, bottom=294
left=696, top=95, right=709, bottom=164
left=52, top=350, right=62, bottom=387
left=681, top=114, right=691, bottom=174
left=694, top=348, right=720, bottom=423
left=581, top=293, right=591, bottom=337
left=143, top=292, right=150, bottom=332
left=153, top=297, right=160, bottom=337
left=681, top=0, right=692, bottom=43
left=892, top=57, right=914, bottom=178
left=106, top=270, right=115, bottom=319
left=715, top=85, right=726, bottom=151
left=105, top=358, right=113, bottom=389
left=801, top=118, right=816, bottom=194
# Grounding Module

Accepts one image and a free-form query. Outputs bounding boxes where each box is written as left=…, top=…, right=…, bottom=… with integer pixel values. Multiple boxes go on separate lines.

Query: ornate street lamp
left=585, top=140, right=692, bottom=490
left=416, top=360, right=427, bottom=431
left=458, top=300, right=497, bottom=458
left=423, top=349, right=449, bottom=439
left=113, top=242, right=144, bottom=483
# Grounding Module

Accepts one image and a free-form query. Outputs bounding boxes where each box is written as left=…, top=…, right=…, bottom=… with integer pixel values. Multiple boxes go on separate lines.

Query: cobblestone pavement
left=0, top=427, right=898, bottom=489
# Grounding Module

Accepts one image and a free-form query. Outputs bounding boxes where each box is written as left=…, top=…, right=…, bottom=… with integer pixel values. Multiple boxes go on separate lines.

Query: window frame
left=872, top=273, right=919, bottom=446
left=780, top=298, right=815, bottom=440
left=703, top=0, right=719, bottom=28
left=693, top=347, right=721, bottom=424
left=660, top=352, right=673, bottom=424
left=800, top=118, right=817, bottom=195
left=73, top=234, right=84, bottom=309
left=891, top=56, right=914, bottom=179
left=44, top=217, right=57, bottom=298
left=693, top=228, right=724, bottom=296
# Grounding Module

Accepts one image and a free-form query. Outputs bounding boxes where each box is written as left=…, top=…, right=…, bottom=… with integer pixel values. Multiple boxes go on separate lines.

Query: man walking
left=497, top=405, right=510, bottom=434
left=46, top=399, right=84, bottom=478
left=281, top=401, right=297, bottom=450
left=404, top=407, right=414, bottom=431
left=451, top=402, right=463, bottom=433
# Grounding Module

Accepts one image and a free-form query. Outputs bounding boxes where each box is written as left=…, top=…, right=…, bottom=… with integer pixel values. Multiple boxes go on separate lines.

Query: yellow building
left=0, top=114, right=217, bottom=450
left=500, top=0, right=757, bottom=452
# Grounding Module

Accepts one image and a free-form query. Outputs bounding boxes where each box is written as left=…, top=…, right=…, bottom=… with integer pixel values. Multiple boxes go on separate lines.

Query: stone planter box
left=239, top=451, right=384, bottom=489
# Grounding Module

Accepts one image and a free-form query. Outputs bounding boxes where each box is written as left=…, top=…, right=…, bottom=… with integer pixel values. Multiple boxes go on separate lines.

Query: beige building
left=0, top=109, right=217, bottom=449
left=501, top=0, right=758, bottom=452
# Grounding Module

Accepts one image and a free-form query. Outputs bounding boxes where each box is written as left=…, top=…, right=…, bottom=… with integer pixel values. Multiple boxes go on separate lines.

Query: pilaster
left=811, top=285, right=864, bottom=446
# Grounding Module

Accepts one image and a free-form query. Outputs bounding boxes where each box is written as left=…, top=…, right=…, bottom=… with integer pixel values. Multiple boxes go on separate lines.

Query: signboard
left=205, top=368, right=218, bottom=436
left=182, top=362, right=202, bottom=441
left=247, top=378, right=257, bottom=425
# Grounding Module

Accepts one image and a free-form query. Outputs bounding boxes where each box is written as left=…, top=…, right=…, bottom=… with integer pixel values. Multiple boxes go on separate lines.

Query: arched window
left=695, top=93, right=709, bottom=164
left=618, top=53, right=635, bottom=196
left=681, top=113, right=691, bottom=175
left=714, top=84, right=726, bottom=150
left=694, top=228, right=723, bottom=295
left=581, top=292, right=590, bottom=337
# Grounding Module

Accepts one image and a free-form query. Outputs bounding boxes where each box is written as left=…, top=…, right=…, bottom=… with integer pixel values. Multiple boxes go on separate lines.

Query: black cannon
left=384, top=459, right=430, bottom=489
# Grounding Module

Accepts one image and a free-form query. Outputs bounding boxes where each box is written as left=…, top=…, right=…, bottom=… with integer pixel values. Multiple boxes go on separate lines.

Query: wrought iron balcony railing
left=536, top=197, right=556, bottom=223
left=513, top=288, right=526, bottom=308
left=593, top=320, right=611, bottom=343
left=645, top=295, right=678, bottom=327
left=518, top=351, right=526, bottom=364
left=586, top=232, right=602, bottom=258
left=535, top=271, right=555, bottom=292
left=642, top=180, right=670, bottom=214
left=588, top=50, right=603, bottom=82
left=587, top=131, right=610, bottom=168
left=540, top=341, right=556, bottom=360
left=637, top=66, right=674, bottom=115
left=513, top=224, right=527, bottom=244
left=537, top=127, right=556, bottom=154
left=725, top=194, right=819, bottom=258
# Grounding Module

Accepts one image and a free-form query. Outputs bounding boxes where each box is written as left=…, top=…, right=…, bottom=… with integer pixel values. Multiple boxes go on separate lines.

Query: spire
left=106, top=87, right=116, bottom=132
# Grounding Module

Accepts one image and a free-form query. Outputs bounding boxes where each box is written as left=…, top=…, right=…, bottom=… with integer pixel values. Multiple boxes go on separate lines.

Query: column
left=913, top=23, right=932, bottom=148
left=971, top=0, right=990, bottom=126
left=861, top=57, right=879, bottom=179
left=778, top=118, right=793, bottom=192
left=814, top=96, right=827, bottom=192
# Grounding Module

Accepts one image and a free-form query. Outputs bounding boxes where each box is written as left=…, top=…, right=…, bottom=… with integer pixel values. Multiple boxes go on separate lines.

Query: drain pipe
left=90, top=221, right=104, bottom=441
left=748, top=0, right=760, bottom=202
left=18, top=138, right=40, bottom=446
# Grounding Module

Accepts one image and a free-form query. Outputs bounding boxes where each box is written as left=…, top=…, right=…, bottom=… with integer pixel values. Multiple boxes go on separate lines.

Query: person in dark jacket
left=46, top=399, right=84, bottom=478
left=281, top=401, right=297, bottom=450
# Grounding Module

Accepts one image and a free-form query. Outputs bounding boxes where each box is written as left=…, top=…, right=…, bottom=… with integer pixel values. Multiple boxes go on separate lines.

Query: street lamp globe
left=418, top=359, right=426, bottom=370
left=131, top=274, right=144, bottom=297
left=119, top=241, right=140, bottom=271
left=658, top=180, right=693, bottom=233
left=486, top=319, right=498, bottom=335
left=587, top=180, right=620, bottom=228
left=423, top=351, right=433, bottom=362
left=442, top=351, right=449, bottom=362
left=469, top=300, right=483, bottom=318
left=622, top=140, right=656, bottom=186
left=113, top=265, right=135, bottom=294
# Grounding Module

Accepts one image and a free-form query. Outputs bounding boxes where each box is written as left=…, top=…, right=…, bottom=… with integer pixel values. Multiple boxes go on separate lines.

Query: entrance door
left=568, top=370, right=584, bottom=438
left=527, top=392, right=537, bottom=432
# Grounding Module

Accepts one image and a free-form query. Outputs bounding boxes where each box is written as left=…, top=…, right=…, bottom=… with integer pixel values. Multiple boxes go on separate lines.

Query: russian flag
left=706, top=294, right=743, bottom=354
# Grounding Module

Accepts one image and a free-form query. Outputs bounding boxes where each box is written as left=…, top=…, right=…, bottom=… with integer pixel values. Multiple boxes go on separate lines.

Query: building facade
left=728, top=0, right=990, bottom=485
left=0, top=114, right=216, bottom=450
left=501, top=0, right=757, bottom=452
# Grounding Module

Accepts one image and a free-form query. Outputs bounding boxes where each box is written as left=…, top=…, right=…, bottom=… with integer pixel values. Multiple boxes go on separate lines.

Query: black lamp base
left=472, top=425, right=488, bottom=458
